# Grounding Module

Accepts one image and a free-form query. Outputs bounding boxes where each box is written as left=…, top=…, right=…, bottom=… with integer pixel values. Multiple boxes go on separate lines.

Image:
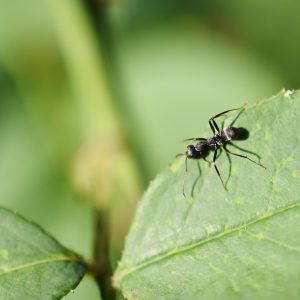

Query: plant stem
left=49, top=0, right=143, bottom=298
left=93, top=210, right=115, bottom=299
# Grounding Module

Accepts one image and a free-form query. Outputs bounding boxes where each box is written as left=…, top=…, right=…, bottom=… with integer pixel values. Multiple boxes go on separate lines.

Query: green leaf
left=0, top=207, right=86, bottom=299
left=114, top=90, right=300, bottom=299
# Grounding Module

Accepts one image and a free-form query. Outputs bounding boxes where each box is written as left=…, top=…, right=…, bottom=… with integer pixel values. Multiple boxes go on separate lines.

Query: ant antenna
left=175, top=153, right=188, bottom=197
left=183, top=156, right=188, bottom=198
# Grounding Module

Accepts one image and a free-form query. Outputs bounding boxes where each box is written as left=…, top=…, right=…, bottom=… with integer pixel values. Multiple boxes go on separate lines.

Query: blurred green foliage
left=0, top=0, right=299, bottom=298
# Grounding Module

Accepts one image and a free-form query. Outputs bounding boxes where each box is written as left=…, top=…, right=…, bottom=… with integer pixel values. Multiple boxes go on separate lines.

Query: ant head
left=186, top=145, right=198, bottom=158
left=222, top=127, right=249, bottom=141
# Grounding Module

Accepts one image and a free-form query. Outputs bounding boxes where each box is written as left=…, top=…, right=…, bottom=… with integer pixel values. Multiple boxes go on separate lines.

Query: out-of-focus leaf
left=0, top=207, right=86, bottom=299
left=114, top=91, right=300, bottom=299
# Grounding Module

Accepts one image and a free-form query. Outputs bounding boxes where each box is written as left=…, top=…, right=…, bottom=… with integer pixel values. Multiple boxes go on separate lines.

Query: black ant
left=178, top=107, right=266, bottom=197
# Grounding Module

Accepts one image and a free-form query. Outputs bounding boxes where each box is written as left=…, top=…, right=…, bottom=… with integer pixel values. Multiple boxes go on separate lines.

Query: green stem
left=48, top=0, right=143, bottom=298
left=93, top=210, right=115, bottom=300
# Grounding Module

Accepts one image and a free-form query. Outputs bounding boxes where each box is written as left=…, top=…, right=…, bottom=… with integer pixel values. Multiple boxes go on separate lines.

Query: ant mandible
left=179, top=107, right=266, bottom=197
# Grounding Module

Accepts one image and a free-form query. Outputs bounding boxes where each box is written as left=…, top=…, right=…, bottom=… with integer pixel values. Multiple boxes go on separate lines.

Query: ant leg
left=212, top=146, right=227, bottom=191
left=191, top=160, right=202, bottom=197
left=221, top=118, right=226, bottom=131
left=229, top=107, right=246, bottom=127
left=183, top=137, right=206, bottom=142
left=227, top=142, right=261, bottom=160
left=224, top=149, right=232, bottom=187
left=202, top=155, right=211, bottom=166
left=211, top=108, right=242, bottom=120
left=185, top=156, right=188, bottom=172
left=209, top=119, right=217, bottom=135
left=209, top=108, right=242, bottom=135
left=223, top=145, right=266, bottom=169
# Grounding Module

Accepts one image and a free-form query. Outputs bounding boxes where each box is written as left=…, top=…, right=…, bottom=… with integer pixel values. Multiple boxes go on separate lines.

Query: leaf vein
left=0, top=255, right=81, bottom=277
left=114, top=200, right=300, bottom=284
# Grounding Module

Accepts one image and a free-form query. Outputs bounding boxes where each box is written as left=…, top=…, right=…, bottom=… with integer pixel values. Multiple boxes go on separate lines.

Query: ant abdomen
left=222, top=127, right=249, bottom=141
left=221, top=127, right=239, bottom=141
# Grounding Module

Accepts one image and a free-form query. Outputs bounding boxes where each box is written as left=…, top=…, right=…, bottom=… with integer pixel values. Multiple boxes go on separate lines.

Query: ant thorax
left=195, top=141, right=209, bottom=153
